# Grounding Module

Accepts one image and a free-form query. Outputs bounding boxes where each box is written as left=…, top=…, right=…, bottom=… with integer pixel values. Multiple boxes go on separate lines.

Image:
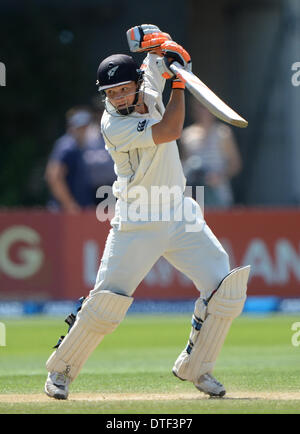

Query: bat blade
left=169, top=62, right=248, bottom=128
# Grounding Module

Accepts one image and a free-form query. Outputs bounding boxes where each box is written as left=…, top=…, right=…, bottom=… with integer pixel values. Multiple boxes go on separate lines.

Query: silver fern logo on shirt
left=137, top=120, right=147, bottom=132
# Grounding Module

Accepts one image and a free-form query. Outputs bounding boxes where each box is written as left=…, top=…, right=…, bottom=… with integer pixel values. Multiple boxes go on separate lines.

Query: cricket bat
left=169, top=61, right=248, bottom=128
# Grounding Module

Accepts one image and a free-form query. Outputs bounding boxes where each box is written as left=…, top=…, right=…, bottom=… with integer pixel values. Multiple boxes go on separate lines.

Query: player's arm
left=127, top=24, right=172, bottom=95
left=152, top=89, right=185, bottom=145
left=151, top=41, right=191, bottom=145
left=45, top=161, right=81, bottom=212
left=127, top=29, right=191, bottom=144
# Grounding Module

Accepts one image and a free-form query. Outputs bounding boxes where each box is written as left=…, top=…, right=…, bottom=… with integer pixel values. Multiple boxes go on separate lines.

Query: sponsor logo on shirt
left=137, top=120, right=147, bottom=132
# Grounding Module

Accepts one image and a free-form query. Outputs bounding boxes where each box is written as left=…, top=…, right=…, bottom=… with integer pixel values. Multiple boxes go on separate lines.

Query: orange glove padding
left=160, top=41, right=191, bottom=89
left=127, top=24, right=172, bottom=53
left=140, top=32, right=172, bottom=55
left=160, top=41, right=191, bottom=76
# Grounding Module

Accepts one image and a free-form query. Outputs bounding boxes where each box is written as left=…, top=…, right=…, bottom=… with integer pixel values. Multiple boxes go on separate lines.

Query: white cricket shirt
left=101, top=53, right=186, bottom=215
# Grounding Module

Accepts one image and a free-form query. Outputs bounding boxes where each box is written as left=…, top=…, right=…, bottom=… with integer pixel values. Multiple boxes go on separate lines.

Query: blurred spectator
left=45, top=106, right=115, bottom=212
left=180, top=102, right=242, bottom=208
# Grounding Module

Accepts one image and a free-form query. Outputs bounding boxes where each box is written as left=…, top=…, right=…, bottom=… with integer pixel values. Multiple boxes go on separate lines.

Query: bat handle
left=169, top=61, right=184, bottom=77
left=169, top=62, right=199, bottom=86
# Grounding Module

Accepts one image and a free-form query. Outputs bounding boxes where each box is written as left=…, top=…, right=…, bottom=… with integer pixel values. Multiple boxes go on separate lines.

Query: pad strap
left=173, top=266, right=250, bottom=383
left=46, top=291, right=133, bottom=381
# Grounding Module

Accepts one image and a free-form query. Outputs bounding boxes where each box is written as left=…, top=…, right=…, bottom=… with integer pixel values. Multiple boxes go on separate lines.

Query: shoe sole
left=44, top=385, right=68, bottom=400
left=173, top=369, right=226, bottom=398
left=195, top=384, right=226, bottom=398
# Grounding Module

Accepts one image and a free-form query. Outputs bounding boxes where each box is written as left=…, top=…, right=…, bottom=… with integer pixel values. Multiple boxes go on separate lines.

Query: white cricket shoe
left=44, top=372, right=70, bottom=400
left=194, top=373, right=226, bottom=397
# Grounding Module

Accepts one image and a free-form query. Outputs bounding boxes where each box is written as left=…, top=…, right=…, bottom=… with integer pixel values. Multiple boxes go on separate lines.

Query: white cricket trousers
left=91, top=197, right=230, bottom=299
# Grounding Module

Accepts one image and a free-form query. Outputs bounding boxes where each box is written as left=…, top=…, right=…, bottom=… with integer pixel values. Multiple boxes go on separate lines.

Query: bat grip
left=169, top=61, right=184, bottom=77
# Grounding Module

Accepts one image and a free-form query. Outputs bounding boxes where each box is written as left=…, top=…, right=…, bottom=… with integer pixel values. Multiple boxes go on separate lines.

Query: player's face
left=105, top=81, right=138, bottom=111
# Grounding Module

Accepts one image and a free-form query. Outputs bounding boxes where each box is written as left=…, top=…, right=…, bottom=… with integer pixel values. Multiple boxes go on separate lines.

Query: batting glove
left=127, top=24, right=172, bottom=53
left=156, top=41, right=192, bottom=89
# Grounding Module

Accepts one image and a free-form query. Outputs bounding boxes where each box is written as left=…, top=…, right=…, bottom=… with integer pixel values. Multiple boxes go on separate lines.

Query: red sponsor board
left=0, top=209, right=300, bottom=300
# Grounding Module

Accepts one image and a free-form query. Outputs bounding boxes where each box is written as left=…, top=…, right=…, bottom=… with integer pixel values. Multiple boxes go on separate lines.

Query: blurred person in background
left=45, top=106, right=115, bottom=212
left=180, top=102, right=242, bottom=208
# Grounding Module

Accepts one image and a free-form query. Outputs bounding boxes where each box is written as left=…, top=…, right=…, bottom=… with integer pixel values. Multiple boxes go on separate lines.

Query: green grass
left=0, top=314, right=299, bottom=414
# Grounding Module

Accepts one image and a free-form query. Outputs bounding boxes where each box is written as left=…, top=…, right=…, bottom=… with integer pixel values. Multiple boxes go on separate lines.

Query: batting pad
left=46, top=291, right=133, bottom=381
left=173, top=266, right=250, bottom=383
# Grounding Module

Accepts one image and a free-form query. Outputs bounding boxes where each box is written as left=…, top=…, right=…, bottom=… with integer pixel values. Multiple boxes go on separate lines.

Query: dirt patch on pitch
left=0, top=391, right=300, bottom=403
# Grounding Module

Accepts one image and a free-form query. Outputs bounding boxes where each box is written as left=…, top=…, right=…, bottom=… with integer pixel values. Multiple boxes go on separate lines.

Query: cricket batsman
left=44, top=24, right=250, bottom=400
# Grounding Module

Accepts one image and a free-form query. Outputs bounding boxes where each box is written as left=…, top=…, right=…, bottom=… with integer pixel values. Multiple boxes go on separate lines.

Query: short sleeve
left=49, top=144, right=73, bottom=167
